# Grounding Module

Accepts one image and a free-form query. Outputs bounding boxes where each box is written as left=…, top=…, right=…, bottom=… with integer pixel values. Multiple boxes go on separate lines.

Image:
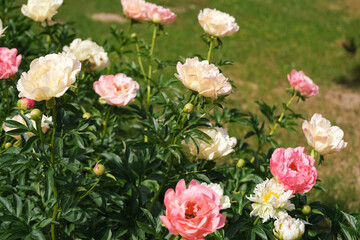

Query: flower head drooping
left=160, top=179, right=226, bottom=240
left=175, top=57, right=232, bottom=98
left=17, top=53, right=81, bottom=101
left=0, top=19, right=8, bottom=38
left=63, top=38, right=110, bottom=72
left=145, top=3, right=176, bottom=25
left=93, top=73, right=139, bottom=107
left=288, top=70, right=319, bottom=98
left=302, top=113, right=347, bottom=155
left=270, top=147, right=317, bottom=194
left=184, top=126, right=237, bottom=161
left=21, top=0, right=63, bottom=22
left=0, top=47, right=22, bottom=79
left=198, top=8, right=239, bottom=38
left=200, top=182, right=231, bottom=209
left=2, top=114, right=52, bottom=141
left=273, top=215, right=305, bottom=240
left=121, top=0, right=149, bottom=21
left=247, top=179, right=295, bottom=222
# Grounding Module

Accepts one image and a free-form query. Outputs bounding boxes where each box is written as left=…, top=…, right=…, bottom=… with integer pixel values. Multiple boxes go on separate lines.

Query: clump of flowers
left=17, top=52, right=81, bottom=101
left=160, top=179, right=226, bottom=240
left=0, top=47, right=22, bottom=79
left=93, top=73, right=139, bottom=107
left=288, top=70, right=319, bottom=98
left=270, top=147, right=317, bottom=194
left=302, top=113, right=347, bottom=155
left=184, top=126, right=237, bottom=160
left=273, top=215, right=305, bottom=240
left=21, top=0, right=63, bottom=22
left=198, top=8, right=239, bottom=38
left=247, top=178, right=295, bottom=222
left=175, top=57, right=232, bottom=98
left=63, top=38, right=110, bottom=72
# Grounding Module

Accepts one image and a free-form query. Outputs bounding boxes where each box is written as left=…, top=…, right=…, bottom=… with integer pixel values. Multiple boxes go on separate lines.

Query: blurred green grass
left=54, top=0, right=360, bottom=211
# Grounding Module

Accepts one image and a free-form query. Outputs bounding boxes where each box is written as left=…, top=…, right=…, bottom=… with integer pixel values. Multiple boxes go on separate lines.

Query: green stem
left=50, top=100, right=58, bottom=240
left=135, top=42, right=147, bottom=84
left=207, top=37, right=214, bottom=62
left=51, top=185, right=58, bottom=240
left=79, top=177, right=102, bottom=200
left=36, top=119, right=48, bottom=160
left=269, top=90, right=297, bottom=136
left=169, top=235, right=179, bottom=240
left=101, top=108, right=111, bottom=145
left=310, top=149, right=318, bottom=159
left=253, top=216, right=260, bottom=226
left=147, top=25, right=157, bottom=105
left=4, top=81, right=10, bottom=114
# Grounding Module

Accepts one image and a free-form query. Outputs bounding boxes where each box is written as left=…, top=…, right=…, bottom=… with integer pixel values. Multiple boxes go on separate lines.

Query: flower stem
left=101, top=108, right=111, bottom=145
left=50, top=100, right=58, bottom=240
left=253, top=216, right=260, bottom=226
left=269, top=90, right=297, bottom=136
left=147, top=25, right=157, bottom=105
left=79, top=176, right=102, bottom=200
left=207, top=37, right=214, bottom=62
left=135, top=42, right=147, bottom=84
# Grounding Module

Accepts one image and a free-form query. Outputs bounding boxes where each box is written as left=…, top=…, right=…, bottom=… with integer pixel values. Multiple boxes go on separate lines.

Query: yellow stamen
left=263, top=191, right=279, bottom=203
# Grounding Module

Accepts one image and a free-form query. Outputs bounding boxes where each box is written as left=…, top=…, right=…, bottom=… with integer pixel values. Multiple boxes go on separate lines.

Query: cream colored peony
left=201, top=182, right=231, bottom=209
left=21, top=0, right=63, bottom=22
left=198, top=8, right=239, bottom=38
left=0, top=19, right=7, bottom=38
left=2, top=114, right=52, bottom=141
left=273, top=215, right=305, bottom=240
left=302, top=113, right=347, bottom=155
left=63, top=38, right=110, bottom=72
left=175, top=57, right=232, bottom=98
left=17, top=53, right=81, bottom=101
left=184, top=126, right=236, bottom=160
left=247, top=179, right=295, bottom=222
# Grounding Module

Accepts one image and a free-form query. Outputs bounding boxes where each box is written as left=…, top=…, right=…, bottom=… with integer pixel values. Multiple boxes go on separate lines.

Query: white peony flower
left=21, top=0, right=63, bottom=22
left=2, top=114, right=52, bottom=141
left=273, top=215, right=305, bottom=240
left=175, top=57, right=232, bottom=98
left=184, top=126, right=237, bottom=160
left=302, top=113, right=347, bottom=155
left=201, top=182, right=231, bottom=209
left=17, top=52, right=81, bottom=101
left=198, top=8, right=239, bottom=38
left=0, top=19, right=7, bottom=38
left=247, top=179, right=295, bottom=222
left=63, top=38, right=110, bottom=72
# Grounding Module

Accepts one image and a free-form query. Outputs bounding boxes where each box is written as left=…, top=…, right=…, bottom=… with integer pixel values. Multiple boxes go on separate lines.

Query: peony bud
left=273, top=216, right=305, bottom=240
left=82, top=112, right=91, bottom=119
left=98, top=98, right=107, bottom=105
left=17, top=97, right=35, bottom=110
left=131, top=33, right=137, bottom=39
left=46, top=98, right=56, bottom=109
left=30, top=109, right=42, bottom=121
left=93, top=164, right=105, bottom=176
left=302, top=205, right=311, bottom=215
left=4, top=142, right=12, bottom=149
left=236, top=159, right=245, bottom=168
left=183, top=103, right=194, bottom=113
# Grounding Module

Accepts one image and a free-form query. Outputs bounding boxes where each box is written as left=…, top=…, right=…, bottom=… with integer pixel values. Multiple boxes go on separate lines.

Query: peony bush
left=0, top=1, right=359, bottom=240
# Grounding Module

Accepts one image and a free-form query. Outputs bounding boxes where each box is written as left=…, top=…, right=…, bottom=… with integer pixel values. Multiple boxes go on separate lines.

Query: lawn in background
left=55, top=0, right=360, bottom=211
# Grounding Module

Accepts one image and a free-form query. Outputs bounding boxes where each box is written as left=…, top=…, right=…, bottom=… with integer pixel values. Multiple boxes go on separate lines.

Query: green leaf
left=30, top=229, right=46, bottom=240
left=252, top=225, right=268, bottom=240
left=0, top=197, right=15, bottom=215
left=342, top=211, right=358, bottom=231
left=45, top=167, right=54, bottom=201
left=14, top=194, right=22, bottom=218
left=4, top=120, right=28, bottom=130
left=101, top=230, right=112, bottom=240
left=20, top=136, right=39, bottom=153
left=312, top=209, right=325, bottom=216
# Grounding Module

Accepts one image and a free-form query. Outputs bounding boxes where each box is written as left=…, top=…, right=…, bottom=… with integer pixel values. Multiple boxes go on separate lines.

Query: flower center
left=289, top=162, right=298, bottom=171
left=263, top=191, right=279, bottom=203
left=185, top=201, right=197, bottom=219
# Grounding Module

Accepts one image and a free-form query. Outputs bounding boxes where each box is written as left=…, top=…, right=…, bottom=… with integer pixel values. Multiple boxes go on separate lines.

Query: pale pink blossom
left=145, top=3, right=176, bottom=25
left=121, top=0, right=149, bottom=21
left=160, top=179, right=226, bottom=240
left=287, top=70, right=319, bottom=97
left=93, top=73, right=139, bottom=107
left=270, top=147, right=317, bottom=194
left=0, top=47, right=22, bottom=79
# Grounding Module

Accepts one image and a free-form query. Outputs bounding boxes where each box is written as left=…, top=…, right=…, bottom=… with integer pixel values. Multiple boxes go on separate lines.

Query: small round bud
left=46, top=98, right=56, bottom=109
left=30, top=109, right=42, bottom=121
left=302, top=205, right=311, bottom=215
left=4, top=142, right=12, bottom=149
left=82, top=112, right=91, bottom=120
left=13, top=140, right=21, bottom=147
left=236, top=159, right=245, bottom=168
left=78, top=71, right=86, bottom=80
left=260, top=165, right=265, bottom=172
left=183, top=103, right=194, bottom=113
left=131, top=33, right=137, bottom=39
left=17, top=97, right=35, bottom=110
left=98, top=98, right=107, bottom=105
left=93, top=164, right=105, bottom=176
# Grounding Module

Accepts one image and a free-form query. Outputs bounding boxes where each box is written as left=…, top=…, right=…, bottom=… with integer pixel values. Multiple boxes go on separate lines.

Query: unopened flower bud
left=98, top=98, right=107, bottom=105
left=82, top=112, right=91, bottom=119
left=93, top=164, right=105, bottom=176
left=46, top=98, right=56, bottom=109
left=17, top=97, right=35, bottom=110
left=4, top=142, right=12, bottom=149
left=302, top=205, right=311, bottom=215
left=30, top=109, right=42, bottom=121
left=236, top=159, right=245, bottom=168
left=183, top=103, right=194, bottom=113
left=131, top=33, right=137, bottom=39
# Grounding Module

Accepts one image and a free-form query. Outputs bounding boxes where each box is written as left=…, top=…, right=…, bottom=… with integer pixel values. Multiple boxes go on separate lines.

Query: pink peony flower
left=160, top=179, right=226, bottom=240
left=93, top=73, right=139, bottom=107
left=287, top=70, right=319, bottom=97
left=18, top=97, right=35, bottom=110
left=145, top=3, right=176, bottom=25
left=270, top=147, right=317, bottom=194
left=121, top=0, right=149, bottom=21
left=0, top=47, right=22, bottom=79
